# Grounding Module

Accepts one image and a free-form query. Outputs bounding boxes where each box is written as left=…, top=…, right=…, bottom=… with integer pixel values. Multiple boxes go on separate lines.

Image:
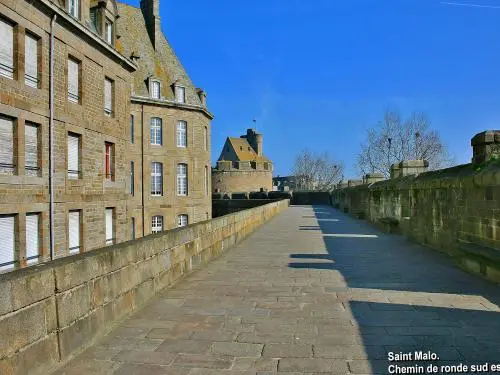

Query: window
left=0, top=116, right=15, bottom=175
left=150, top=117, right=162, bottom=145
left=176, top=121, right=187, bottom=148
left=264, top=162, right=269, bottom=170
left=105, top=208, right=114, bottom=245
left=68, top=0, right=79, bottom=19
left=204, top=166, right=209, bottom=196
left=0, top=18, right=14, bottom=79
left=25, top=122, right=40, bottom=177
left=151, top=215, right=163, bottom=234
left=177, top=163, right=187, bottom=196
left=25, top=33, right=39, bottom=88
left=26, top=213, right=40, bottom=265
left=90, top=7, right=100, bottom=33
left=131, top=217, right=135, bottom=240
left=204, top=126, right=208, bottom=151
left=0, top=214, right=15, bottom=271
left=68, top=58, right=80, bottom=103
left=177, top=214, right=188, bottom=228
left=151, top=80, right=160, bottom=99
left=130, top=114, right=134, bottom=143
left=130, top=161, right=134, bottom=195
left=151, top=162, right=163, bottom=196
left=105, top=19, right=113, bottom=45
left=175, top=86, right=185, bottom=103
left=68, top=210, right=81, bottom=254
left=104, top=78, right=113, bottom=116
left=104, top=142, right=114, bottom=181
left=67, top=133, right=80, bottom=179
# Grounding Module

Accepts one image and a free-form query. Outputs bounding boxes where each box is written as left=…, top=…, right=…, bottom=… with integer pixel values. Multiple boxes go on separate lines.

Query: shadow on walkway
left=289, top=205, right=500, bottom=373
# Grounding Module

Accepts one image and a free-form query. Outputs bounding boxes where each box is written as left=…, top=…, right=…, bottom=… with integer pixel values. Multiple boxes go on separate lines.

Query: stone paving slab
left=51, top=206, right=500, bottom=375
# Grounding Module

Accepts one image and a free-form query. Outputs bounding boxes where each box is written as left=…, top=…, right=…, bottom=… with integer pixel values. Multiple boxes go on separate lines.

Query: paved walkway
left=53, top=206, right=500, bottom=375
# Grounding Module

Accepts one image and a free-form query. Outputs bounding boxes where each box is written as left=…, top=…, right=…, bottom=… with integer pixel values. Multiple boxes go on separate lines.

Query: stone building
left=212, top=128, right=273, bottom=194
left=0, top=0, right=212, bottom=272
left=116, top=0, right=213, bottom=237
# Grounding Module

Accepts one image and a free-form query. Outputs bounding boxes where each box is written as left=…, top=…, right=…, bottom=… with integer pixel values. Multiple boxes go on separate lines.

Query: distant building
left=212, top=129, right=273, bottom=194
left=273, top=176, right=297, bottom=192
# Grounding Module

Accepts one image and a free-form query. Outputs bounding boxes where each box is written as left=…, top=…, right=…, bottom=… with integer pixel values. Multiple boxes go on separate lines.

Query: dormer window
left=175, top=85, right=185, bottom=104
left=90, top=7, right=100, bottom=34
left=68, top=0, right=79, bottom=19
left=105, top=19, right=113, bottom=45
left=151, top=80, right=160, bottom=99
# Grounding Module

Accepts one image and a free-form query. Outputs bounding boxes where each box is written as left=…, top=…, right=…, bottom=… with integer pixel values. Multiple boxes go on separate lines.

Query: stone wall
left=212, top=199, right=282, bottom=218
left=212, top=168, right=273, bottom=194
left=0, top=199, right=289, bottom=375
left=332, top=145, right=500, bottom=283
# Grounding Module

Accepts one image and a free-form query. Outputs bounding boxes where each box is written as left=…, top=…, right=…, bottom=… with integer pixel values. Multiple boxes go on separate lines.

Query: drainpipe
left=141, top=104, right=145, bottom=237
left=49, top=14, right=57, bottom=260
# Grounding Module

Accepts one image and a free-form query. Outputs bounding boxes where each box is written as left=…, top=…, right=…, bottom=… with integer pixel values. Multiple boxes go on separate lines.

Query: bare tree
left=356, top=110, right=454, bottom=178
left=292, top=150, right=344, bottom=191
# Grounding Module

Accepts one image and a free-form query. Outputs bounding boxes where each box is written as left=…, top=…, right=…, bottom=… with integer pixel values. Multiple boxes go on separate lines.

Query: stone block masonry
left=0, top=199, right=289, bottom=375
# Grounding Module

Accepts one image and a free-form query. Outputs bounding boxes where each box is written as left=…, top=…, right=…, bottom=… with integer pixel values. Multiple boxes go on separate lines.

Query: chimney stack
left=245, top=129, right=263, bottom=156
left=140, top=0, right=161, bottom=50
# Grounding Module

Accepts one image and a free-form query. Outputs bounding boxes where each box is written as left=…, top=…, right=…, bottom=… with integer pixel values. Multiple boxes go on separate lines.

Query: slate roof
left=227, top=137, right=271, bottom=162
left=115, top=2, right=204, bottom=107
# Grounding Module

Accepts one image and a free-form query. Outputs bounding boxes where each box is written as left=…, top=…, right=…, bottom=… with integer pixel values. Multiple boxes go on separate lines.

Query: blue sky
left=120, top=0, right=500, bottom=178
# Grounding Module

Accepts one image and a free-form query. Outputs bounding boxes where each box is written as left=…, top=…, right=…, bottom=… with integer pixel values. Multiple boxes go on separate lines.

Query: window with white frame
left=90, top=7, right=100, bottom=33
left=67, top=133, right=80, bottom=179
left=151, top=162, right=163, bottom=196
left=105, top=208, right=114, bottom=245
left=177, top=214, right=188, bottom=228
left=175, top=86, right=185, bottom=103
left=0, top=116, right=15, bottom=175
left=68, top=210, right=81, bottom=254
left=177, top=163, right=187, bottom=196
left=176, top=121, right=187, bottom=147
left=151, top=80, right=160, bottom=99
left=25, top=122, right=40, bottom=177
left=0, top=18, right=14, bottom=79
left=68, top=0, right=79, bottom=19
left=0, top=214, right=15, bottom=271
left=104, top=77, right=113, bottom=116
left=26, top=213, right=40, bottom=265
left=68, top=58, right=80, bottom=103
left=151, top=215, right=163, bottom=234
left=105, top=19, right=113, bottom=45
left=150, top=117, right=162, bottom=145
left=25, top=33, right=39, bottom=88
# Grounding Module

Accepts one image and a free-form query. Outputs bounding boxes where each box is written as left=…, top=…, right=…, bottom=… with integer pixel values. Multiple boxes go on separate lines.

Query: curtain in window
left=0, top=19, right=14, bottom=79
left=68, top=211, right=80, bottom=254
left=105, top=208, right=113, bottom=245
left=0, top=116, right=14, bottom=175
left=68, top=59, right=79, bottom=102
left=104, top=78, right=112, bottom=115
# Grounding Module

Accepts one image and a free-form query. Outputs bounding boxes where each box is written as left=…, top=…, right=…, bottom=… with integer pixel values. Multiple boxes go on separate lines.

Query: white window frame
left=104, top=77, right=113, bottom=116
left=90, top=7, right=99, bottom=33
left=67, top=133, right=80, bottom=179
left=177, top=163, right=188, bottom=196
left=177, top=214, right=188, bottom=228
left=105, top=208, right=114, bottom=245
left=105, top=19, right=113, bottom=45
left=68, top=58, right=80, bottom=103
left=68, top=0, right=79, bottom=19
left=151, top=80, right=161, bottom=99
left=150, top=117, right=162, bottom=145
left=151, top=215, right=163, bottom=234
left=68, top=210, right=81, bottom=254
left=24, top=32, right=39, bottom=88
left=176, top=121, right=187, bottom=148
left=151, top=162, right=163, bottom=196
left=0, top=17, right=14, bottom=79
left=0, top=214, right=16, bottom=271
left=175, top=85, right=185, bottom=103
left=26, top=213, right=40, bottom=265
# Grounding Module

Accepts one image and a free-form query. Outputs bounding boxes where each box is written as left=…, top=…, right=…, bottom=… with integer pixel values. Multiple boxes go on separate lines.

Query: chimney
left=196, top=88, right=207, bottom=107
left=245, top=128, right=263, bottom=156
left=140, top=0, right=161, bottom=50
